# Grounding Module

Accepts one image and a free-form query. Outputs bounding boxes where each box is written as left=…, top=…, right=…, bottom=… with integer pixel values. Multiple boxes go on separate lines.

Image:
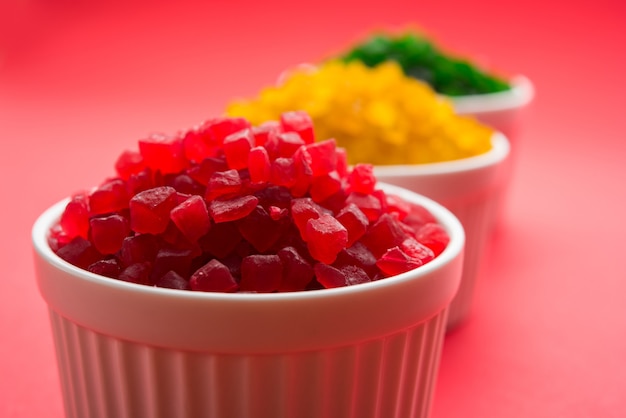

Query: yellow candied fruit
left=226, top=60, right=494, bottom=165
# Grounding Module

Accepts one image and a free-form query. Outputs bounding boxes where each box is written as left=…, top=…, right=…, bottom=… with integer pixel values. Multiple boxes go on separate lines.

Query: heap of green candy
left=337, top=31, right=511, bottom=96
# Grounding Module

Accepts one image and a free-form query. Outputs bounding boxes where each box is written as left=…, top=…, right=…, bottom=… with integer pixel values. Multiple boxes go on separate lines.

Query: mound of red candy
left=49, top=111, right=450, bottom=293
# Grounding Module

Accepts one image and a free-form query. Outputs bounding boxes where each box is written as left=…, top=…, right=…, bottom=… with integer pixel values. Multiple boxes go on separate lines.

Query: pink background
left=2, top=0, right=625, bottom=417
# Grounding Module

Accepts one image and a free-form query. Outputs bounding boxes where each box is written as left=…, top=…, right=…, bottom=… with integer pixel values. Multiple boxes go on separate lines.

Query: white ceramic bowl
left=32, top=183, right=464, bottom=418
left=374, top=133, right=509, bottom=329
left=449, top=75, right=534, bottom=141
left=450, top=76, right=533, bottom=232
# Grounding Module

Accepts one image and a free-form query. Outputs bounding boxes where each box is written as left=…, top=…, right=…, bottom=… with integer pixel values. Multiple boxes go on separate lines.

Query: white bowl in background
left=375, top=133, right=509, bottom=329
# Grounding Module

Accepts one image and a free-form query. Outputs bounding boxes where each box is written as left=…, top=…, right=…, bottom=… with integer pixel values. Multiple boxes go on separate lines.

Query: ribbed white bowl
left=375, top=134, right=509, bottom=329
left=33, top=183, right=464, bottom=418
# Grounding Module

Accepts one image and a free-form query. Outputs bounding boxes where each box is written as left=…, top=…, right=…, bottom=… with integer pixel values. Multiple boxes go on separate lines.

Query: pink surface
left=1, top=0, right=625, bottom=417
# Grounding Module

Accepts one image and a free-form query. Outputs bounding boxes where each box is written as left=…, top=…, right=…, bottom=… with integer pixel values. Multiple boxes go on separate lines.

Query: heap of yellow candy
left=226, top=60, right=494, bottom=165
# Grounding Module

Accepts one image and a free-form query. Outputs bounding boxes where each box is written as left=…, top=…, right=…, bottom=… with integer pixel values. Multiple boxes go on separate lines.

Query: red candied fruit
left=240, top=254, right=283, bottom=293
left=115, top=150, right=145, bottom=181
left=376, top=247, right=422, bottom=276
left=129, top=186, right=178, bottom=234
left=345, top=192, right=383, bottom=222
left=335, top=203, right=369, bottom=247
left=348, top=163, right=376, bottom=194
left=360, top=213, right=408, bottom=258
left=51, top=111, right=450, bottom=294
left=223, top=128, right=254, bottom=170
left=155, top=270, right=190, bottom=290
left=139, top=133, right=188, bottom=175
left=280, top=110, right=315, bottom=145
left=305, top=214, right=348, bottom=264
left=277, top=246, right=314, bottom=291
left=89, top=178, right=129, bottom=216
left=248, top=146, right=271, bottom=184
left=87, top=259, right=121, bottom=279
left=205, top=169, right=243, bottom=200
left=209, top=195, right=258, bottom=223
left=184, top=117, right=251, bottom=163
left=270, top=157, right=297, bottom=188
left=305, top=139, right=337, bottom=176
left=190, top=259, right=238, bottom=292
left=251, top=121, right=281, bottom=147
left=416, top=222, right=450, bottom=256
left=60, top=193, right=90, bottom=239
left=170, top=195, right=211, bottom=242
left=314, top=263, right=371, bottom=289
left=291, top=197, right=328, bottom=240
left=119, top=261, right=152, bottom=285
left=89, top=214, right=130, bottom=255
left=237, top=205, right=284, bottom=252
left=309, top=170, right=342, bottom=203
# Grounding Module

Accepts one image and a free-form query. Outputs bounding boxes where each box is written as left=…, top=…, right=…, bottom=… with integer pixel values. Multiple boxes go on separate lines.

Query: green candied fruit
left=338, top=32, right=511, bottom=96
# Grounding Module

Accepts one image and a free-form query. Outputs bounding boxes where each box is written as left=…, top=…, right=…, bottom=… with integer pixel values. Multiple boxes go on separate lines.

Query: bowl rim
left=373, top=132, right=509, bottom=176
left=32, top=183, right=465, bottom=306
left=448, top=75, right=535, bottom=114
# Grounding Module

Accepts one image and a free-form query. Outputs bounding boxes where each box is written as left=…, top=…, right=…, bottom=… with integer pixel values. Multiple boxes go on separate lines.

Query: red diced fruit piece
left=119, top=234, right=158, bottom=266
left=401, top=237, right=435, bottom=264
left=340, top=265, right=371, bottom=286
left=237, top=205, right=283, bottom=252
left=275, top=132, right=305, bottom=157
left=305, top=214, right=348, bottom=264
left=291, top=197, right=327, bottom=240
left=127, top=168, right=155, bottom=195
left=335, top=147, right=348, bottom=177
left=403, top=203, right=438, bottom=231
left=291, top=145, right=313, bottom=196
left=115, top=150, right=145, bottom=180
left=56, top=237, right=102, bottom=269
left=314, top=263, right=370, bottom=288
left=252, top=121, right=281, bottom=147
left=119, top=262, right=152, bottom=285
left=155, top=271, right=190, bottom=290
left=348, top=163, right=376, bottom=194
left=187, top=157, right=229, bottom=185
left=198, top=221, right=242, bottom=258
left=310, top=171, right=342, bottom=203
left=209, top=195, right=259, bottom=223
left=201, top=117, right=251, bottom=146
left=305, top=139, right=337, bottom=176
left=240, top=254, right=283, bottom=292
left=151, top=247, right=196, bottom=281
left=270, top=157, right=297, bottom=188
left=277, top=246, right=314, bottom=291
left=248, top=146, right=271, bottom=184
left=89, top=179, right=129, bottom=215
left=89, top=214, right=130, bottom=254
left=205, top=169, right=242, bottom=200
left=385, top=193, right=412, bottom=221
left=335, top=242, right=379, bottom=276
left=60, top=193, right=90, bottom=239
left=87, top=259, right=121, bottom=279
left=376, top=247, right=423, bottom=276
left=170, top=195, right=211, bottom=242
left=139, top=133, right=188, bottom=175
left=416, top=223, right=450, bottom=256
left=336, top=203, right=369, bottom=247
left=280, top=110, right=315, bottom=145
left=360, top=213, right=408, bottom=258
left=345, top=192, right=382, bottom=222
left=223, top=128, right=254, bottom=170
left=129, top=186, right=178, bottom=234
left=190, top=259, right=238, bottom=292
